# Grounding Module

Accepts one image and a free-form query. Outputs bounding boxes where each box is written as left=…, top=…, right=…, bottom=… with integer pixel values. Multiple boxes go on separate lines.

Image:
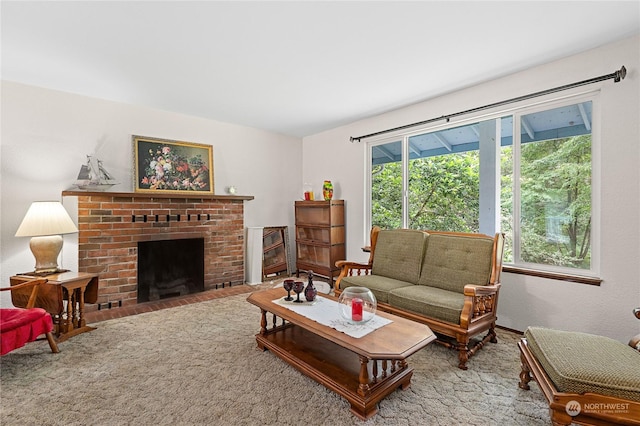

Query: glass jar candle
left=337, top=287, right=377, bottom=323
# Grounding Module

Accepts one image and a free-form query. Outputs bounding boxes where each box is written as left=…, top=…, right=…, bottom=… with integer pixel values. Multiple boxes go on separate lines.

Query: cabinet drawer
left=294, top=200, right=344, bottom=226
left=295, top=207, right=331, bottom=225
left=296, top=243, right=345, bottom=268
left=296, top=243, right=330, bottom=268
left=296, top=226, right=344, bottom=244
left=296, top=227, right=329, bottom=243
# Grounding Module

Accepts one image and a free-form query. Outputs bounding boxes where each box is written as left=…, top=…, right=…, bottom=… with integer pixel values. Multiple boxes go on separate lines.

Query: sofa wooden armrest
left=463, top=283, right=500, bottom=297
left=335, top=261, right=372, bottom=290
left=460, top=283, right=501, bottom=329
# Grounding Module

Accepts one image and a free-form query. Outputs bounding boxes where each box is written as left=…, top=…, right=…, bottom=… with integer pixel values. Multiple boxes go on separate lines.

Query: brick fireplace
left=62, top=190, right=253, bottom=312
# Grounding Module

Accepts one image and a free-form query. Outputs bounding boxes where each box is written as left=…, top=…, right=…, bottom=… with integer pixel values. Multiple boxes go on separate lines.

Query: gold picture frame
left=133, top=135, right=214, bottom=194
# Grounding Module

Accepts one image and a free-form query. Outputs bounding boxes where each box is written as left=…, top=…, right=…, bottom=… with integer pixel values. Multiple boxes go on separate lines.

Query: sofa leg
left=489, top=326, right=498, bottom=344
left=457, top=340, right=469, bottom=370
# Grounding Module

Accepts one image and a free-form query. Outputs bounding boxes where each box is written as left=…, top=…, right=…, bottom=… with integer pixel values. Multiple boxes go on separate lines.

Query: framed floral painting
left=133, top=135, right=214, bottom=194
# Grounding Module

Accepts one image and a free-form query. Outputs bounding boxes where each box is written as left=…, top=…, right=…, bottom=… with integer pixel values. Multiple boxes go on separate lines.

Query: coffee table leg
left=353, top=356, right=378, bottom=420
left=357, top=355, right=371, bottom=397
left=256, top=309, right=268, bottom=351
left=259, top=309, right=267, bottom=334
left=399, top=360, right=413, bottom=390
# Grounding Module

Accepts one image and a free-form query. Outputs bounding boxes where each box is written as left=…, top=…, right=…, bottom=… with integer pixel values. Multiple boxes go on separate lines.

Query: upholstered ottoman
left=518, top=326, right=640, bottom=425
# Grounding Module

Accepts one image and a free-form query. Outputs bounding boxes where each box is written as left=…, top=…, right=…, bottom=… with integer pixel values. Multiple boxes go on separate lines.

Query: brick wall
left=68, top=193, right=249, bottom=311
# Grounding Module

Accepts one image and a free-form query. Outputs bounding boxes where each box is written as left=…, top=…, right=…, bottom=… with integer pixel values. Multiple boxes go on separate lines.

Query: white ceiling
left=2, top=1, right=639, bottom=138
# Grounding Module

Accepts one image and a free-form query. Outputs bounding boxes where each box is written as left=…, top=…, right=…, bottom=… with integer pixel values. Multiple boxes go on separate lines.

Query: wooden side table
left=10, top=271, right=99, bottom=342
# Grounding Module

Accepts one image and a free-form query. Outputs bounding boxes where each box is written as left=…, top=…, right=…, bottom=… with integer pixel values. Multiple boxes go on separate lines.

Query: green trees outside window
left=501, top=134, right=592, bottom=269
left=373, top=152, right=480, bottom=232
left=370, top=98, right=594, bottom=273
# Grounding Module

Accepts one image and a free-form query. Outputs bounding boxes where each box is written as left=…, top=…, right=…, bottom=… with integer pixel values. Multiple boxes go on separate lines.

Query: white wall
left=0, top=82, right=302, bottom=293
left=3, top=36, right=638, bottom=342
left=302, top=35, right=640, bottom=342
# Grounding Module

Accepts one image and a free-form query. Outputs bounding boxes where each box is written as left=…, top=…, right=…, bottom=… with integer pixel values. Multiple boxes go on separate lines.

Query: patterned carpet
left=0, top=290, right=550, bottom=425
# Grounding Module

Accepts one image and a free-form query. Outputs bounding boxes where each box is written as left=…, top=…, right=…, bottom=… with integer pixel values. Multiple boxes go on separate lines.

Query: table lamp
left=15, top=201, right=78, bottom=274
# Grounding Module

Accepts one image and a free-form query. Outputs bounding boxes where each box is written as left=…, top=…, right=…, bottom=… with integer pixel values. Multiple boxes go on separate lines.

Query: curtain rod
left=350, top=65, right=627, bottom=143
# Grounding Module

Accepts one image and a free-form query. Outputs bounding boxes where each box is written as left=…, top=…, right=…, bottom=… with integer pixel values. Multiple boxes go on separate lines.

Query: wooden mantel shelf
left=62, top=189, right=254, bottom=201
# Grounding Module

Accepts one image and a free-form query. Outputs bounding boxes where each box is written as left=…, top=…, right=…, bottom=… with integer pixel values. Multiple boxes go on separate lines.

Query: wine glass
left=293, top=281, right=305, bottom=303
left=283, top=279, right=294, bottom=301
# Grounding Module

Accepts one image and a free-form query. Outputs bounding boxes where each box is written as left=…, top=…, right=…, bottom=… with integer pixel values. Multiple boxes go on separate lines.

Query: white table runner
left=273, top=296, right=392, bottom=338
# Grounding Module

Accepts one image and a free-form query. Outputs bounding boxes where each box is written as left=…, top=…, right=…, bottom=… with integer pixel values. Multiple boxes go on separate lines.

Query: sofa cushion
left=340, top=275, right=414, bottom=303
left=339, top=274, right=413, bottom=304
left=372, top=229, right=428, bottom=284
left=388, top=285, right=464, bottom=325
left=525, top=327, right=640, bottom=402
left=418, top=234, right=494, bottom=293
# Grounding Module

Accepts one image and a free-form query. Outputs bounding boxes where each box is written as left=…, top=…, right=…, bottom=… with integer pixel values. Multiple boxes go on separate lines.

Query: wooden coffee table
left=247, top=288, right=436, bottom=420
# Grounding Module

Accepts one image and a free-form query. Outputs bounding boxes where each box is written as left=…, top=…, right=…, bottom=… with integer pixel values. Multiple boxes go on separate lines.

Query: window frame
left=365, top=91, right=601, bottom=282
left=366, top=136, right=407, bottom=231
left=509, top=93, right=600, bottom=278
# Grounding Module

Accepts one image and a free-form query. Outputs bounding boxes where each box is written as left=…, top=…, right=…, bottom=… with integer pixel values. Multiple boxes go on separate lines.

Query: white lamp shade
left=15, top=201, right=78, bottom=237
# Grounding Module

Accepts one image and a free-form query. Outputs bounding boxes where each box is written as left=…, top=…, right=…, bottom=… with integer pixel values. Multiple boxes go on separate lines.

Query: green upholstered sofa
left=518, top=326, right=640, bottom=426
left=335, top=228, right=504, bottom=370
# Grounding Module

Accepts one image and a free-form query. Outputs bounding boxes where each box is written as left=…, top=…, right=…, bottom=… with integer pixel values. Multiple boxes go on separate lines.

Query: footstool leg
left=518, top=350, right=532, bottom=390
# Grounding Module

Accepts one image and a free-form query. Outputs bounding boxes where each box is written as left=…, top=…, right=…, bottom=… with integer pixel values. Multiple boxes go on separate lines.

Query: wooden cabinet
left=262, top=226, right=291, bottom=278
left=295, top=200, right=345, bottom=281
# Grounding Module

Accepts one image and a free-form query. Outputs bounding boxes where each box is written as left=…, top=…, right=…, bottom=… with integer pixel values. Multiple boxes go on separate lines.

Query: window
left=369, top=119, right=498, bottom=233
left=367, top=94, right=598, bottom=278
left=371, top=140, right=403, bottom=229
left=503, top=100, right=595, bottom=273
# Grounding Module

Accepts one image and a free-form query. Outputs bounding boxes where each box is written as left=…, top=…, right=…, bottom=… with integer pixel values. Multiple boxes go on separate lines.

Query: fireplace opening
left=137, top=238, right=205, bottom=303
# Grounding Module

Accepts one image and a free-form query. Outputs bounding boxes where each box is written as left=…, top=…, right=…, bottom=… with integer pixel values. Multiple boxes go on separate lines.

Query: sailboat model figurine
left=75, top=155, right=119, bottom=191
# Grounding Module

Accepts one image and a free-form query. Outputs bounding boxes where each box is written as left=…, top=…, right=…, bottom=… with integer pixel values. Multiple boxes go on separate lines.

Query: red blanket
left=1, top=308, right=54, bottom=355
